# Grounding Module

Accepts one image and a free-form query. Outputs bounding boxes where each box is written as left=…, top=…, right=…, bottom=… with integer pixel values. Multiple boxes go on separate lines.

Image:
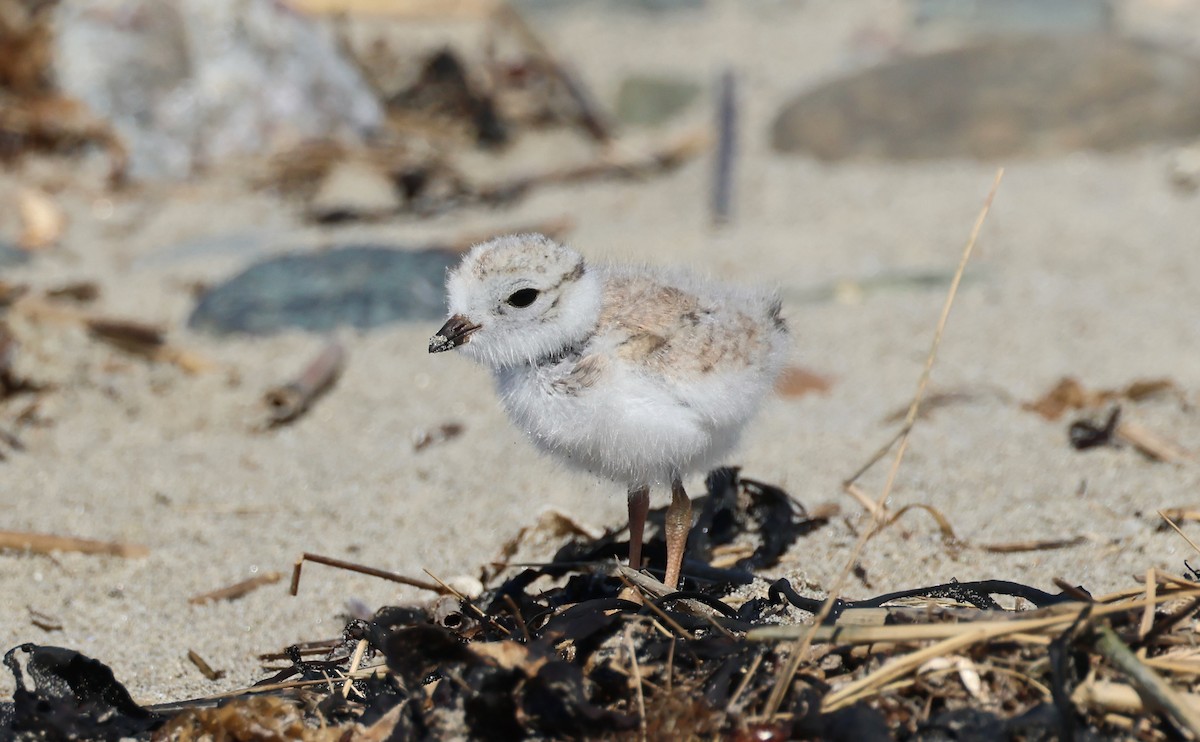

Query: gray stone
left=188, top=246, right=456, bottom=336
left=614, top=75, right=700, bottom=127
left=53, top=0, right=385, bottom=180
left=771, top=36, right=1200, bottom=161
left=914, top=0, right=1112, bottom=36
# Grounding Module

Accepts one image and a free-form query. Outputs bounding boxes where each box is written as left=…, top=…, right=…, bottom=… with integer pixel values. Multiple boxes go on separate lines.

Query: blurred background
left=3, top=0, right=1200, bottom=702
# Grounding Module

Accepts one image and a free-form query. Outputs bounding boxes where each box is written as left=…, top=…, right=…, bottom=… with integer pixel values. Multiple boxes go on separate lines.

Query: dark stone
left=771, top=36, right=1200, bottom=161
left=188, top=246, right=456, bottom=336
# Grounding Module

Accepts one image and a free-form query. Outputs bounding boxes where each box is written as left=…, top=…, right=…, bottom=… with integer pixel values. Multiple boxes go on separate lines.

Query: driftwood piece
left=188, top=572, right=284, bottom=605
left=186, top=650, right=225, bottom=681
left=263, top=340, right=345, bottom=427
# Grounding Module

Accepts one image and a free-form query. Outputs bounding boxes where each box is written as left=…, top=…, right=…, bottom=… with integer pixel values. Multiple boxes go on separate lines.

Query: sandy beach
left=3, top=0, right=1200, bottom=707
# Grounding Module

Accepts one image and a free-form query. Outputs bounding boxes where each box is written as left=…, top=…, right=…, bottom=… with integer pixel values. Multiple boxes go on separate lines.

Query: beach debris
left=1036, top=380, right=1171, bottom=425
left=186, top=650, right=225, bottom=682
left=1116, top=419, right=1195, bottom=465
left=7, top=468, right=1200, bottom=737
left=613, top=73, right=699, bottom=127
left=0, top=1, right=128, bottom=179
left=0, top=530, right=148, bottom=558
left=85, top=317, right=216, bottom=374
left=188, top=572, right=285, bottom=606
left=290, top=552, right=446, bottom=596
left=411, top=422, right=464, bottom=452
left=307, top=160, right=402, bottom=223
left=2, top=644, right=161, bottom=739
left=774, top=365, right=833, bottom=398
left=157, top=696, right=328, bottom=741
left=710, top=68, right=737, bottom=226
left=1025, top=376, right=1179, bottom=421
left=0, top=324, right=29, bottom=401
left=474, top=128, right=708, bottom=205
left=263, top=340, right=346, bottom=428
left=15, top=188, right=64, bottom=251
left=771, top=36, right=1200, bottom=161
left=976, top=536, right=1088, bottom=554
left=1027, top=378, right=1193, bottom=463
left=1158, top=508, right=1200, bottom=529
left=44, top=281, right=99, bottom=303
left=1069, top=405, right=1122, bottom=451
left=26, top=607, right=61, bottom=633
left=389, top=48, right=508, bottom=148
left=188, top=246, right=458, bottom=336
left=495, top=3, right=612, bottom=143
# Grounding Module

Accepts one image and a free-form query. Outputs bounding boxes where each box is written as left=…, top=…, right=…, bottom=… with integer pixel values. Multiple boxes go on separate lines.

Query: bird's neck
left=529, top=329, right=595, bottom=368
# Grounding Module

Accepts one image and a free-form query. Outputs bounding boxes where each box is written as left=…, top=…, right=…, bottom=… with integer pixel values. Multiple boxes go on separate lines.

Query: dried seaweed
left=9, top=465, right=1199, bottom=739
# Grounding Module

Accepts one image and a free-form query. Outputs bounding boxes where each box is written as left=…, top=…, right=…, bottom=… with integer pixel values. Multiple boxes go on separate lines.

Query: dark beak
left=429, top=314, right=481, bottom=353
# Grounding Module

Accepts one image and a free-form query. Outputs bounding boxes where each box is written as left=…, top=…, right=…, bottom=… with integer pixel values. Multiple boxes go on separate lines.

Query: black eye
left=506, top=288, right=540, bottom=308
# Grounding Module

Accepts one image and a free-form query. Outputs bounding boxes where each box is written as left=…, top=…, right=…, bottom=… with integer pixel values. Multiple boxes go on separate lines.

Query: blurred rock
left=308, top=160, right=401, bottom=223
left=0, top=241, right=30, bottom=268
left=913, top=0, right=1112, bottom=37
left=1169, top=143, right=1200, bottom=194
left=614, top=74, right=699, bottom=127
left=53, top=0, right=385, bottom=180
left=189, top=246, right=456, bottom=335
left=771, top=35, right=1200, bottom=161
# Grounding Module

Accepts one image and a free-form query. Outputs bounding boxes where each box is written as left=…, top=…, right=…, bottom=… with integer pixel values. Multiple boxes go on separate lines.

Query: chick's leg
left=664, top=478, right=692, bottom=590
left=627, top=485, right=650, bottom=570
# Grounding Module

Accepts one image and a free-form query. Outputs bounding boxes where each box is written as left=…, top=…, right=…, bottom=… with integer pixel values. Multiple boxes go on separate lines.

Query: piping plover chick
left=429, top=234, right=788, bottom=588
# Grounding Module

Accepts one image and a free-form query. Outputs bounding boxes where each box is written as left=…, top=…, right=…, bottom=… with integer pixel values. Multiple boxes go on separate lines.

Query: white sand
left=3, top=1, right=1200, bottom=704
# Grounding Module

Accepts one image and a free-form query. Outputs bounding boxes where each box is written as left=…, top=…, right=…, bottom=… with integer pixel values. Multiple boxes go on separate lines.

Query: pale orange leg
left=627, top=485, right=650, bottom=570
left=663, top=477, right=692, bottom=590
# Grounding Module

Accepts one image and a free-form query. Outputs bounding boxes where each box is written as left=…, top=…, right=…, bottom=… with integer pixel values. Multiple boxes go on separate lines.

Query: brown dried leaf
left=1025, top=376, right=1182, bottom=421
left=470, top=640, right=548, bottom=675
left=1124, top=378, right=1178, bottom=401
left=1024, top=377, right=1097, bottom=420
left=775, top=366, right=833, bottom=398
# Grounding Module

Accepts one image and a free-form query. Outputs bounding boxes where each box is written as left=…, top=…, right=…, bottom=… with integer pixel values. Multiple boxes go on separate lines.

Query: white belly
left=494, top=362, right=758, bottom=487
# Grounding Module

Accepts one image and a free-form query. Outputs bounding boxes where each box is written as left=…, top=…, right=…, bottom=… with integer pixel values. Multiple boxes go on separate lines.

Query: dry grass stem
left=624, top=626, right=648, bottom=741
left=1094, top=624, right=1200, bottom=736
left=764, top=168, right=1004, bottom=718
left=341, top=639, right=369, bottom=698
left=290, top=552, right=446, bottom=596
left=1159, top=510, right=1200, bottom=557
left=0, top=530, right=148, bottom=558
